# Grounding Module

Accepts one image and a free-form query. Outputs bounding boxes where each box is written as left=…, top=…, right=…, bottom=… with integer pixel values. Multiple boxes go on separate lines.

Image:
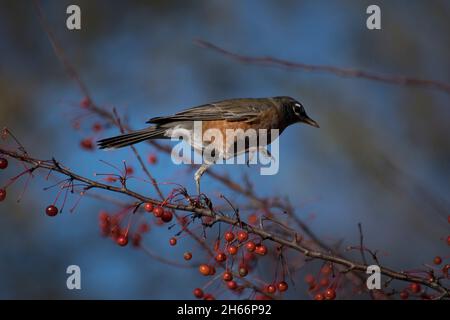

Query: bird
left=97, top=96, right=319, bottom=194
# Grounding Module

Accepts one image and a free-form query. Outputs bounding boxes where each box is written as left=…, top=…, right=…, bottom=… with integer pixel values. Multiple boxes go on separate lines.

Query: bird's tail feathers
left=97, top=127, right=167, bottom=149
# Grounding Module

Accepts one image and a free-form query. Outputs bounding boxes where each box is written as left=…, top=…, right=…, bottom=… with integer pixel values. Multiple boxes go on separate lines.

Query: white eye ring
left=293, top=103, right=302, bottom=115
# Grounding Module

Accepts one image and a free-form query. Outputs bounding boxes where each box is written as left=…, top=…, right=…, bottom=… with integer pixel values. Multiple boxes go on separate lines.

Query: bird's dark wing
left=146, top=99, right=274, bottom=124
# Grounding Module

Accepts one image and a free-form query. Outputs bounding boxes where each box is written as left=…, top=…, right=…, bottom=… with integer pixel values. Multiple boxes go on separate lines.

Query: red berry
left=277, top=281, right=288, bottom=292
left=45, top=205, right=58, bottom=217
left=99, top=211, right=109, bottom=221
left=183, top=252, right=192, bottom=261
left=266, top=284, right=276, bottom=294
left=125, top=166, right=134, bottom=175
left=399, top=290, right=409, bottom=300
left=204, top=294, right=215, bottom=300
left=447, top=235, right=450, bottom=246
left=215, top=252, right=227, bottom=262
left=309, top=283, right=320, bottom=292
left=248, top=213, right=258, bottom=225
left=409, top=283, right=421, bottom=293
left=443, top=264, right=450, bottom=278
left=110, top=226, right=120, bottom=239
left=319, top=278, right=329, bottom=287
left=80, top=138, right=94, bottom=150
left=0, top=189, right=6, bottom=202
left=227, top=245, right=238, bottom=255
left=255, top=244, right=267, bottom=256
left=143, top=202, right=154, bottom=213
left=199, top=264, right=211, bottom=276
left=321, top=265, right=332, bottom=275
left=434, top=256, right=442, bottom=265
left=237, top=231, right=248, bottom=242
left=153, top=207, right=164, bottom=218
left=304, top=274, right=315, bottom=285
left=138, top=223, right=150, bottom=233
left=117, top=234, right=128, bottom=246
left=227, top=281, right=238, bottom=290
left=244, top=252, right=255, bottom=261
left=80, top=97, right=91, bottom=108
left=99, top=223, right=110, bottom=237
left=169, top=237, right=177, bottom=246
left=208, top=266, right=216, bottom=276
left=193, top=288, right=204, bottom=298
left=105, top=175, right=118, bottom=183
left=161, top=210, right=173, bottom=223
left=0, top=158, right=8, bottom=169
left=325, top=288, right=336, bottom=300
left=314, top=293, right=325, bottom=300
left=223, top=271, right=233, bottom=282
left=148, top=154, right=157, bottom=164
left=131, top=234, right=141, bottom=247
left=238, top=266, right=248, bottom=277
left=92, top=122, right=102, bottom=132
left=224, top=231, right=235, bottom=242
left=245, top=241, right=256, bottom=252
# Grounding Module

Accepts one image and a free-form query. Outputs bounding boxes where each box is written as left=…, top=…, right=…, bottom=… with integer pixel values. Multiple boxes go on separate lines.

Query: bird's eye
left=293, top=103, right=302, bottom=115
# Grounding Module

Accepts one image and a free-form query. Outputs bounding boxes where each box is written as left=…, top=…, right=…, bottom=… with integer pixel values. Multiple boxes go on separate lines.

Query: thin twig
left=195, top=39, right=450, bottom=94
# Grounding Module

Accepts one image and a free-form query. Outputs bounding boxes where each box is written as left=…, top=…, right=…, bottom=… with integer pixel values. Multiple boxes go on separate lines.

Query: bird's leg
left=246, top=147, right=258, bottom=167
left=258, top=147, right=276, bottom=162
left=194, top=162, right=213, bottom=195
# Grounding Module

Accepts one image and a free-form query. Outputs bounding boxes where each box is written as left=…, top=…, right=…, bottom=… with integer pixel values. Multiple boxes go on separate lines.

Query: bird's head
left=273, top=97, right=319, bottom=128
left=274, top=96, right=319, bottom=128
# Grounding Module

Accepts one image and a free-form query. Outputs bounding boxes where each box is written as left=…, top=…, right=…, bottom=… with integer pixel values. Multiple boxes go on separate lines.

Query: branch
left=1, top=147, right=448, bottom=299
left=195, top=39, right=450, bottom=95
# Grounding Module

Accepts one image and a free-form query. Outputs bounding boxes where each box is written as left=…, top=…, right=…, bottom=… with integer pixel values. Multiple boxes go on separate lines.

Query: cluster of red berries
left=144, top=202, right=173, bottom=224
left=303, top=265, right=337, bottom=300
left=314, top=288, right=336, bottom=300
left=193, top=288, right=215, bottom=300
left=221, top=270, right=244, bottom=292
left=98, top=211, right=148, bottom=247
left=399, top=282, right=424, bottom=300
left=199, top=264, right=217, bottom=276
left=264, top=281, right=288, bottom=294
left=99, top=211, right=128, bottom=246
left=191, top=229, right=280, bottom=298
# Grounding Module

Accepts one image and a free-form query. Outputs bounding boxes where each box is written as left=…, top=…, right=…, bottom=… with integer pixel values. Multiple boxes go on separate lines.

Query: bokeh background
left=0, top=0, right=449, bottom=299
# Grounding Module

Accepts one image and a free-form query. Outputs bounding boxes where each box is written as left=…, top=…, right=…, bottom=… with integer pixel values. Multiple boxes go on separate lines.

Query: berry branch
left=1, top=147, right=448, bottom=299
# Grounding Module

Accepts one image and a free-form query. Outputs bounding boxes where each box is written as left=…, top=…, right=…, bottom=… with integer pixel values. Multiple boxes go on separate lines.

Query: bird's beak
left=302, top=116, right=320, bottom=128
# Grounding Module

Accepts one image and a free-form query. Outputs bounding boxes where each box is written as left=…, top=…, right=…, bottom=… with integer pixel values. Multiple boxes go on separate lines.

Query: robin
left=98, top=96, right=319, bottom=193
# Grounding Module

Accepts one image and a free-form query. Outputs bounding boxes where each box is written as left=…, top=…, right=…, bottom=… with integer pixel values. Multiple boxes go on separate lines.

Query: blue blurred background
left=0, top=0, right=449, bottom=299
